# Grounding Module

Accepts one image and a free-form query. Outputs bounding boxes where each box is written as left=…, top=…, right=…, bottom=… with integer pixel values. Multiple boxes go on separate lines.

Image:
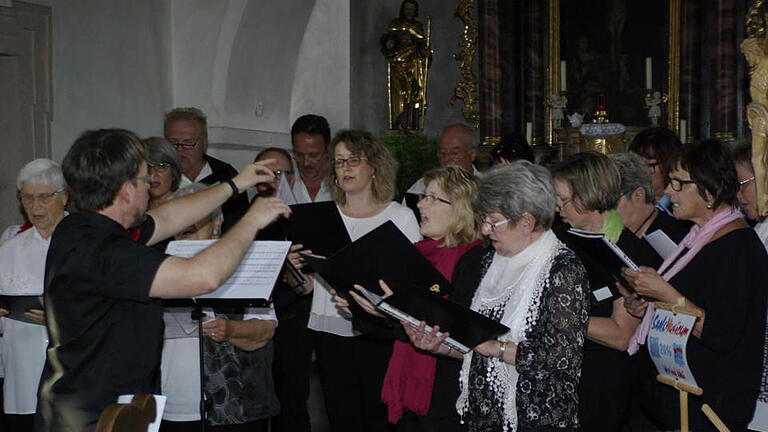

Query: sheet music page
left=163, top=307, right=198, bottom=339
left=644, top=229, right=678, bottom=260
left=165, top=240, right=291, bottom=299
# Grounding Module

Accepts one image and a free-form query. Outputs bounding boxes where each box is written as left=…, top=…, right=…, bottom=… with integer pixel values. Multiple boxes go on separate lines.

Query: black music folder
left=300, top=221, right=509, bottom=349
left=558, top=227, right=641, bottom=303
left=0, top=295, right=44, bottom=325
left=257, top=201, right=351, bottom=273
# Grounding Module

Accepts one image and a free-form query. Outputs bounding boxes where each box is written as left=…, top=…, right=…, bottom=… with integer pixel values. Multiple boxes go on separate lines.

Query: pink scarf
left=381, top=238, right=481, bottom=423
left=627, top=206, right=743, bottom=354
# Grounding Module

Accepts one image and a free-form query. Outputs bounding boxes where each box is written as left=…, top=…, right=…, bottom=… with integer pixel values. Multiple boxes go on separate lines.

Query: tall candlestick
left=679, top=119, right=687, bottom=143
left=645, top=57, right=652, bottom=89
left=525, top=122, right=532, bottom=145
left=560, top=60, right=567, bottom=92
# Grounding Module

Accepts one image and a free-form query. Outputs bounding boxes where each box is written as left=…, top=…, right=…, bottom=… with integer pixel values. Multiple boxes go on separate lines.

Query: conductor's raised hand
left=402, top=320, right=449, bottom=355
left=248, top=196, right=292, bottom=230
left=349, top=280, right=393, bottom=318
left=232, top=159, right=277, bottom=192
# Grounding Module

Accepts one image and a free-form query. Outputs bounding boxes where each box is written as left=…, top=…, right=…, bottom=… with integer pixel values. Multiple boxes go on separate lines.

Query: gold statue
left=381, top=0, right=432, bottom=130
left=742, top=7, right=768, bottom=217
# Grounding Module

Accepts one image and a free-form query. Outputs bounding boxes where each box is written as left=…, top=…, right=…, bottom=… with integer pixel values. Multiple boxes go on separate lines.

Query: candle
left=679, top=119, right=687, bottom=143
left=560, top=60, right=567, bottom=92
left=525, top=122, right=532, bottom=145
left=645, top=57, right=652, bottom=89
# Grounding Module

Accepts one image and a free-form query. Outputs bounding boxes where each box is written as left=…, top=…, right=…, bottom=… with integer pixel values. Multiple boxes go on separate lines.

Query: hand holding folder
left=301, top=221, right=509, bottom=350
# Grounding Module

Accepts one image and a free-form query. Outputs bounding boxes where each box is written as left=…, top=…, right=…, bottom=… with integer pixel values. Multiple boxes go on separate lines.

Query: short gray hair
left=164, top=107, right=208, bottom=135
left=440, top=123, right=477, bottom=149
left=171, top=183, right=223, bottom=222
left=145, top=137, right=183, bottom=192
left=473, top=161, right=556, bottom=229
left=17, top=158, right=66, bottom=191
left=608, top=152, right=655, bottom=204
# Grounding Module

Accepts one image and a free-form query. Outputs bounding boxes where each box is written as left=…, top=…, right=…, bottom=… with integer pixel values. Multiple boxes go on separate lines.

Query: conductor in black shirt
left=35, top=129, right=291, bottom=432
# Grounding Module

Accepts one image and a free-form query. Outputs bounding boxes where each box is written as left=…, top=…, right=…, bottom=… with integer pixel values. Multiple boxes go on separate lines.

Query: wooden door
left=0, top=1, right=51, bottom=229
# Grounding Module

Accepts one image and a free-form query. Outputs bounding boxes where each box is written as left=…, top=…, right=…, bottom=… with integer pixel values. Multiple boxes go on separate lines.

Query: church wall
left=45, top=0, right=173, bottom=161
left=350, top=0, right=479, bottom=142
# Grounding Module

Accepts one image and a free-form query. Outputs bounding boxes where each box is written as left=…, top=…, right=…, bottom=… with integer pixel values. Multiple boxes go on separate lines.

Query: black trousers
left=5, top=413, right=34, bottom=432
left=314, top=331, right=394, bottom=432
left=160, top=419, right=268, bottom=432
left=270, top=295, right=314, bottom=432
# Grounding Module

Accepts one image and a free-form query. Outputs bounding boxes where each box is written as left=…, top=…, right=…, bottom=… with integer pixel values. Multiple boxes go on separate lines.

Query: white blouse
left=0, top=225, right=51, bottom=414
left=307, top=202, right=421, bottom=337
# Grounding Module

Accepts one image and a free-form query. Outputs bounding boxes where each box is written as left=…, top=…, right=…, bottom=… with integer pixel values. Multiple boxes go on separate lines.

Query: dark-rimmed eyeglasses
left=481, top=218, right=511, bottom=232
left=555, top=197, right=573, bottom=212
left=149, top=162, right=172, bottom=172
left=669, top=177, right=697, bottom=192
left=169, top=134, right=203, bottom=150
left=333, top=156, right=367, bottom=168
left=417, top=193, right=451, bottom=205
left=739, top=176, right=756, bottom=187
left=18, top=189, right=65, bottom=205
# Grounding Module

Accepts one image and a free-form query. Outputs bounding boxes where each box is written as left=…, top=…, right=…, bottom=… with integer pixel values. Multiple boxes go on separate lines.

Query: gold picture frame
left=546, top=0, right=681, bottom=143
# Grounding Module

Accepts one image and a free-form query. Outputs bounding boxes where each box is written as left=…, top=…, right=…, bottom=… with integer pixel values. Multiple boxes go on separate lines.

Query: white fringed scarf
left=456, top=230, right=561, bottom=431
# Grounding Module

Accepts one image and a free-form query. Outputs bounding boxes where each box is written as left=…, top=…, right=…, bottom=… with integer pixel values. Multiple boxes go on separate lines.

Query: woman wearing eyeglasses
left=399, top=162, right=590, bottom=431
left=307, top=130, right=421, bottom=432
left=0, top=159, right=68, bottom=431
left=628, top=127, right=683, bottom=214
left=144, top=137, right=185, bottom=209
left=550, top=152, right=663, bottom=431
left=608, top=152, right=690, bottom=245
left=621, top=140, right=768, bottom=432
left=335, top=165, right=483, bottom=431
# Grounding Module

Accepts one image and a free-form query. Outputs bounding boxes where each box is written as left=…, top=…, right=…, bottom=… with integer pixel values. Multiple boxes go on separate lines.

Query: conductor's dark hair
left=291, top=114, right=331, bottom=145
left=63, top=129, right=146, bottom=211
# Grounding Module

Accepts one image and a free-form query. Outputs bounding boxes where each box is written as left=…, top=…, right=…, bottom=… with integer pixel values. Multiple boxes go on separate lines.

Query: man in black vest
left=165, top=107, right=249, bottom=232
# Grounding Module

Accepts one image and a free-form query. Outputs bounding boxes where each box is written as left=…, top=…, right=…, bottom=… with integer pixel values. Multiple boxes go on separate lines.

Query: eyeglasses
left=293, top=151, right=326, bottom=163
left=555, top=197, right=573, bottom=212
left=149, top=162, right=172, bottom=173
left=274, top=169, right=292, bottom=178
left=669, top=177, right=697, bottom=192
left=333, top=156, right=367, bottom=168
left=647, top=162, right=660, bottom=173
left=169, top=134, right=203, bottom=150
left=135, top=173, right=154, bottom=185
left=481, top=218, right=511, bottom=232
left=19, top=189, right=64, bottom=205
left=417, top=193, right=451, bottom=205
left=739, top=176, right=756, bottom=187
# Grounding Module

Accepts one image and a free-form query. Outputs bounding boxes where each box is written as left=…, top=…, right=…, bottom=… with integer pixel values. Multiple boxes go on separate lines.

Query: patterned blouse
left=464, top=246, right=590, bottom=431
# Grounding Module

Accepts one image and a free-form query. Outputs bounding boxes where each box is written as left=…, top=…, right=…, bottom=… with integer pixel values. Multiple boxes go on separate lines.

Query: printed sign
left=647, top=307, right=699, bottom=388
